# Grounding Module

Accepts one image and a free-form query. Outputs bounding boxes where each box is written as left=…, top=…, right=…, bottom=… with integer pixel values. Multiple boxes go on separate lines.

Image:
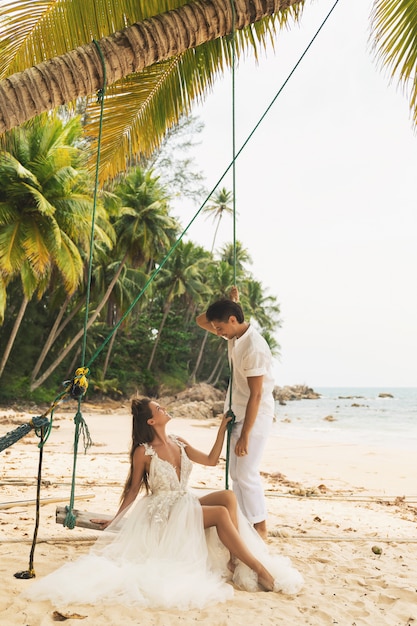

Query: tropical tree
left=114, top=167, right=179, bottom=271
left=0, top=0, right=305, bottom=180
left=203, top=187, right=234, bottom=253
left=239, top=277, right=281, bottom=349
left=0, top=114, right=98, bottom=379
left=30, top=166, right=179, bottom=390
left=219, top=240, right=252, bottom=275
left=147, top=239, right=209, bottom=370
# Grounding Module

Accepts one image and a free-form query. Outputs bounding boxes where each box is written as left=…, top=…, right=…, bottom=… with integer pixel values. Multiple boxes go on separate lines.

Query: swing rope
left=10, top=2, right=340, bottom=565
left=83, top=0, right=341, bottom=369
left=14, top=422, right=49, bottom=579
left=62, top=38, right=107, bottom=530
left=13, top=40, right=106, bottom=575
left=225, top=0, right=237, bottom=490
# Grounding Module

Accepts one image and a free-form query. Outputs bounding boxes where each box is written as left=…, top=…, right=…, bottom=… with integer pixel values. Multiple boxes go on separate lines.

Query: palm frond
left=85, top=18, right=293, bottom=182
left=54, top=230, right=84, bottom=294
left=371, top=0, right=417, bottom=125
left=0, top=276, right=6, bottom=323
left=0, top=0, right=191, bottom=78
left=0, top=0, right=305, bottom=176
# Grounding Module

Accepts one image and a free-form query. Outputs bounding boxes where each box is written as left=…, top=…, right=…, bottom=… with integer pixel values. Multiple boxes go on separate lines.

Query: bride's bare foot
left=257, top=566, right=274, bottom=592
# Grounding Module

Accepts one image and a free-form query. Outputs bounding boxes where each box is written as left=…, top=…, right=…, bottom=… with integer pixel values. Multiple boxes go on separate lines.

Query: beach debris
left=53, top=610, right=87, bottom=621
left=323, top=415, right=335, bottom=422
left=378, top=393, right=394, bottom=398
left=269, top=527, right=291, bottom=538
left=371, top=545, right=383, bottom=555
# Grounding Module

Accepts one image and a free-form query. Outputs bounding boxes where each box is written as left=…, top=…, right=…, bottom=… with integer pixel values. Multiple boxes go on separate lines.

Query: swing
left=10, top=2, right=338, bottom=576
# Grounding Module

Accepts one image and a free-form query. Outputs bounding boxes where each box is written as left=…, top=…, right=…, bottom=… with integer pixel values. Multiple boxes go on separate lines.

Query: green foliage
left=0, top=113, right=283, bottom=403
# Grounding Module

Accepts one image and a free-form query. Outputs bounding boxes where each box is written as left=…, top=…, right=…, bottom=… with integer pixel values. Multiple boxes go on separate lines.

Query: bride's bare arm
left=180, top=413, right=232, bottom=467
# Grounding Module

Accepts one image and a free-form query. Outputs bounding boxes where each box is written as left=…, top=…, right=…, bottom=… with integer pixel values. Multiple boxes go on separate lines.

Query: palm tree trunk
left=30, top=253, right=129, bottom=391
left=0, top=0, right=303, bottom=134
left=30, top=292, right=73, bottom=383
left=206, top=353, right=224, bottom=385
left=188, top=330, right=209, bottom=384
left=0, top=295, right=29, bottom=379
left=211, top=215, right=222, bottom=253
left=147, top=301, right=172, bottom=371
left=212, top=364, right=226, bottom=387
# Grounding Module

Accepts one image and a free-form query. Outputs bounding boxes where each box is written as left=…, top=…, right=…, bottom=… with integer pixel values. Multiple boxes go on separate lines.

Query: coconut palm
left=219, top=240, right=252, bottom=274
left=30, top=166, right=179, bottom=389
left=0, top=114, right=97, bottom=379
left=114, top=167, right=179, bottom=270
left=147, top=239, right=209, bottom=370
left=203, top=187, right=234, bottom=253
left=0, top=1, right=304, bottom=179
left=240, top=277, right=281, bottom=339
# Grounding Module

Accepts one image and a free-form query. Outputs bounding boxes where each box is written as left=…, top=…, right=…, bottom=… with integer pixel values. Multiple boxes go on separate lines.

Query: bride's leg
left=199, top=490, right=238, bottom=528
left=202, top=505, right=274, bottom=591
left=200, top=491, right=239, bottom=572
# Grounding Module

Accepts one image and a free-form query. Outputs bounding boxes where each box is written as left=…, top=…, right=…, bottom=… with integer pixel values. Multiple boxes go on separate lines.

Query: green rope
left=63, top=406, right=93, bottom=529
left=224, top=0, right=237, bottom=491
left=82, top=0, right=341, bottom=372
left=14, top=422, right=48, bottom=579
left=63, top=38, right=107, bottom=529
left=230, top=0, right=237, bottom=287
left=225, top=364, right=236, bottom=490
left=0, top=416, right=50, bottom=453
left=84, top=3, right=343, bottom=491
left=80, top=39, right=107, bottom=367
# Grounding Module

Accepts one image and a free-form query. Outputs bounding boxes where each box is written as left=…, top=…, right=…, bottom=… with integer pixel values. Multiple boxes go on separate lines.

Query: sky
left=173, top=0, right=417, bottom=389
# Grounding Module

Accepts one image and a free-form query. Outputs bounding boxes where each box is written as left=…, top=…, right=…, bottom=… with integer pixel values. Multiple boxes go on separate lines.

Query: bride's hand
left=90, top=518, right=113, bottom=529
left=220, top=412, right=233, bottom=431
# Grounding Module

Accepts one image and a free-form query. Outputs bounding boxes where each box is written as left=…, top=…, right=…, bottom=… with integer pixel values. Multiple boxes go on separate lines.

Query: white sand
left=1, top=403, right=416, bottom=625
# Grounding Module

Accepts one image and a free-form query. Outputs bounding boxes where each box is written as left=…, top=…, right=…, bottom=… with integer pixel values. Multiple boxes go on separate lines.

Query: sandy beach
left=1, top=402, right=416, bottom=626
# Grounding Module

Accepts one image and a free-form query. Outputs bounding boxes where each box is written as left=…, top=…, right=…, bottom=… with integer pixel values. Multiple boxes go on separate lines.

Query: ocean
left=273, top=387, right=417, bottom=449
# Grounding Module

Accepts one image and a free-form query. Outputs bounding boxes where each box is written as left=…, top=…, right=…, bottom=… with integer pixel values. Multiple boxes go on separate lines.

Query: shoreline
left=1, top=408, right=417, bottom=625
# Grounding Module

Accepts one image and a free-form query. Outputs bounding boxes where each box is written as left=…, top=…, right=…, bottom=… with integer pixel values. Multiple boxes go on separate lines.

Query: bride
left=24, top=397, right=303, bottom=609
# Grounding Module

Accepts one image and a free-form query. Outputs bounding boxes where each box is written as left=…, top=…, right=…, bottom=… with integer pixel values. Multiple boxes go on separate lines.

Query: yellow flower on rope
left=70, top=367, right=90, bottom=398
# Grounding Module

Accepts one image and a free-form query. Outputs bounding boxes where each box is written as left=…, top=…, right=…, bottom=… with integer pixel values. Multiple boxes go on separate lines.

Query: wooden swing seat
left=56, top=506, right=112, bottom=530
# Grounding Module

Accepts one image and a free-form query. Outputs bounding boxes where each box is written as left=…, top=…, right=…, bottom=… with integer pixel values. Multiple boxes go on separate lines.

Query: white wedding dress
left=23, top=436, right=303, bottom=609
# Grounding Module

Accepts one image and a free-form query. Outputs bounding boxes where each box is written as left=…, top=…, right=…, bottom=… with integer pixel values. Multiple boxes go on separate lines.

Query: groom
left=196, top=287, right=275, bottom=540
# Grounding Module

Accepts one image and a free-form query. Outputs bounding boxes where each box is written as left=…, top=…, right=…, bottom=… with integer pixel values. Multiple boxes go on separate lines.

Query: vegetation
left=0, top=111, right=281, bottom=404
left=2, top=0, right=412, bottom=405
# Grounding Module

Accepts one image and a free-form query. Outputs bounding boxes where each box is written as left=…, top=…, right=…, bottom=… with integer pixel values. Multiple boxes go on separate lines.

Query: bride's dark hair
left=120, top=396, right=154, bottom=500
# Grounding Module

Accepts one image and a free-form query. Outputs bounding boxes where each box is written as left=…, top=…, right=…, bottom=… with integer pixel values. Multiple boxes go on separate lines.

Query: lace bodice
left=142, top=436, right=193, bottom=525
left=143, top=436, right=192, bottom=494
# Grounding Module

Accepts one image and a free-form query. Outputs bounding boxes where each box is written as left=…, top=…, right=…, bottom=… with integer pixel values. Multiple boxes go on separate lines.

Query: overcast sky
left=178, top=0, right=417, bottom=389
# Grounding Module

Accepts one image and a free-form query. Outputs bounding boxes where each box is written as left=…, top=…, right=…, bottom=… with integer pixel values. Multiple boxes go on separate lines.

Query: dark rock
left=273, top=385, right=320, bottom=405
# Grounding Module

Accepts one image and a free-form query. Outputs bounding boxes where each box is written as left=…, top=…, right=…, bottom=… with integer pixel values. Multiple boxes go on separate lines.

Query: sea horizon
left=273, top=386, right=417, bottom=449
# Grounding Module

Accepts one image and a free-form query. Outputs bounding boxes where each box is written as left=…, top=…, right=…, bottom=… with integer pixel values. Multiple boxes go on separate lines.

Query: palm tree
left=203, top=187, right=234, bottom=252
left=115, top=168, right=179, bottom=270
left=0, top=1, right=304, bottom=178
left=219, top=240, right=252, bottom=274
left=240, top=277, right=281, bottom=339
left=0, top=114, right=97, bottom=379
left=147, top=240, right=208, bottom=370
left=30, top=166, right=179, bottom=389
